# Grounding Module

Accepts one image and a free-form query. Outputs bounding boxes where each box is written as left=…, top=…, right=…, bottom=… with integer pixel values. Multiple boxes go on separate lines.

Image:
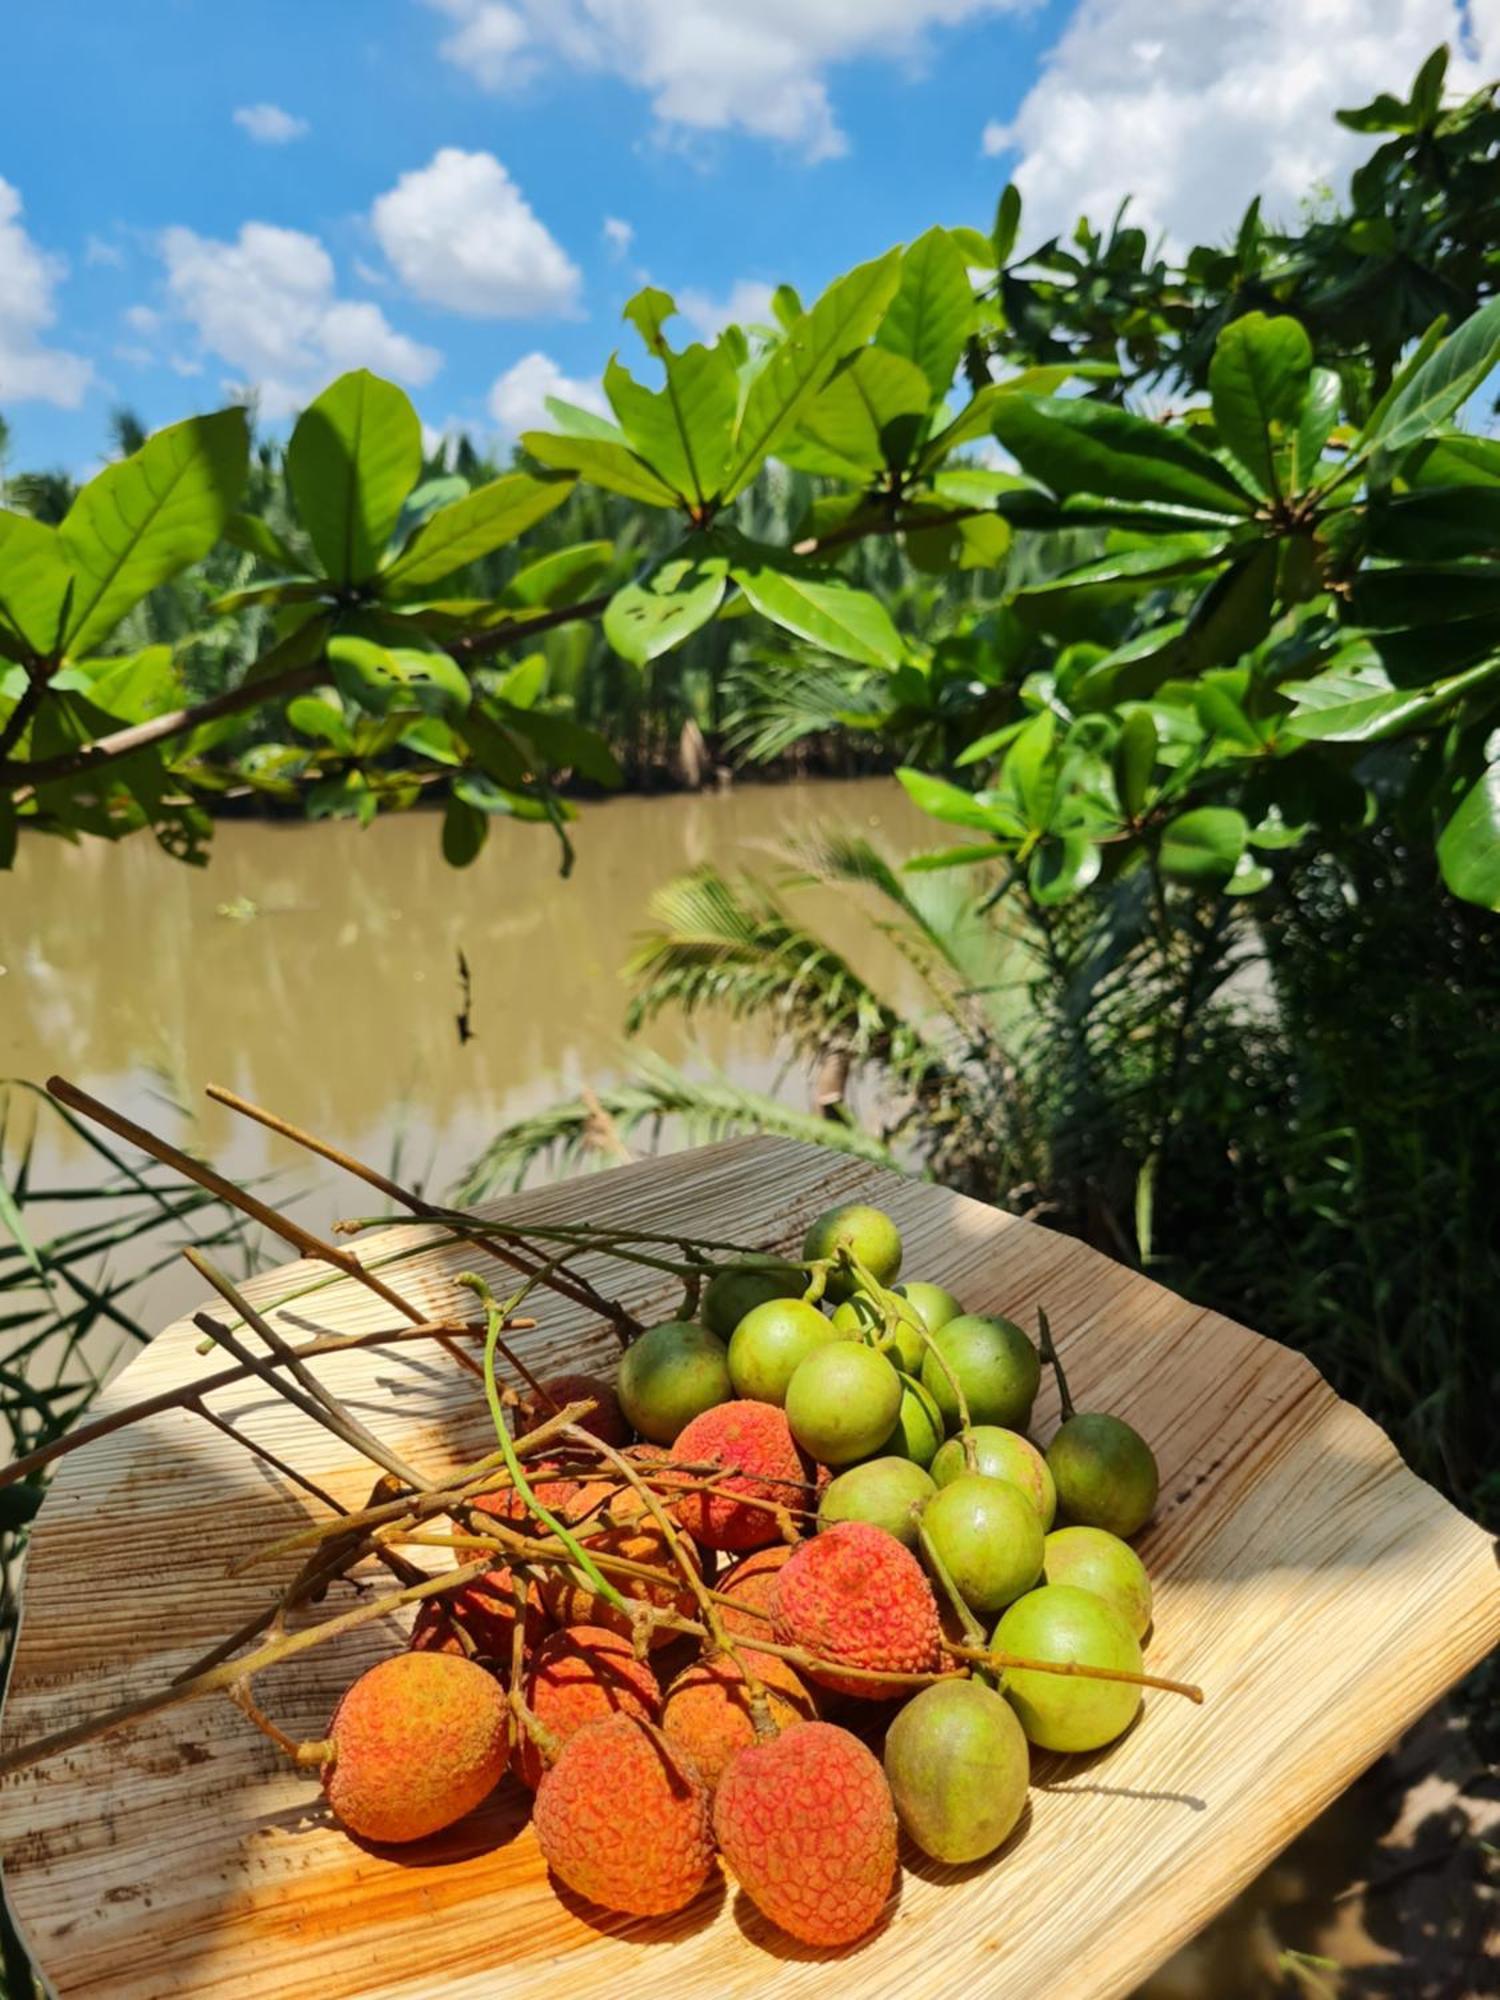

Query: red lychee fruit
left=408, top=1563, right=548, bottom=1664
left=470, top=1452, right=591, bottom=1531
left=714, top=1721, right=897, bottom=1945
left=773, top=1521, right=941, bottom=1698
left=538, top=1512, right=701, bottom=1651
left=517, top=1371, right=629, bottom=1447
left=533, top=1714, right=715, bottom=1916
left=671, top=1400, right=811, bottom=1552
left=321, top=1651, right=508, bottom=1845
left=662, top=1649, right=817, bottom=1790
left=514, top=1624, right=662, bottom=1790
left=717, top=1543, right=796, bottom=1640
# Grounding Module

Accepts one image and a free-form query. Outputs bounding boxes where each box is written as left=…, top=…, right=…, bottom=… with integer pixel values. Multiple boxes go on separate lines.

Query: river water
left=1, top=777, right=932, bottom=1333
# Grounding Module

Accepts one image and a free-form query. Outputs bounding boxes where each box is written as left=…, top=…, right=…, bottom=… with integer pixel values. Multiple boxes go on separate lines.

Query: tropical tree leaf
left=876, top=226, right=974, bottom=398
left=732, top=558, right=905, bottom=667
left=1437, top=760, right=1500, bottom=908
left=0, top=511, right=73, bottom=657
left=286, top=371, right=421, bottom=584
left=1159, top=807, right=1249, bottom=883
left=1365, top=296, right=1500, bottom=470
left=784, top=347, right=932, bottom=479
left=60, top=409, right=248, bottom=653
left=381, top=473, right=573, bottom=592
left=603, top=345, right=740, bottom=509
left=1208, top=312, right=1313, bottom=497
left=327, top=636, right=471, bottom=717
left=991, top=396, right=1254, bottom=515
left=724, top=250, right=902, bottom=499
left=603, top=548, right=728, bottom=665
left=522, top=432, right=683, bottom=508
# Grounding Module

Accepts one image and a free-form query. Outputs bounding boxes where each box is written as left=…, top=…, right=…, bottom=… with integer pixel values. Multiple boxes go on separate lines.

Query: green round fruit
left=830, top=1292, right=924, bottom=1374
left=930, top=1426, right=1056, bottom=1528
left=895, top=1280, right=964, bottom=1334
left=920, top=1315, right=1041, bottom=1433
left=884, top=1679, right=1030, bottom=1863
left=882, top=1373, right=945, bottom=1468
left=919, top=1474, right=1045, bottom=1617
left=818, top=1456, right=936, bottom=1548
left=1043, top=1526, right=1152, bottom=1639
left=1047, top=1412, right=1159, bottom=1539
left=728, top=1297, right=837, bottom=1405
left=784, top=1341, right=903, bottom=1465
left=993, top=1584, right=1143, bottom=1752
left=701, top=1260, right=805, bottom=1340
left=616, top=1322, right=731, bottom=1445
left=801, top=1202, right=903, bottom=1302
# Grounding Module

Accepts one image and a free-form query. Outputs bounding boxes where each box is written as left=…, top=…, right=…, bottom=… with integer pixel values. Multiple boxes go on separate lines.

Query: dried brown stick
left=204, top=1082, right=639, bottom=1339
left=43, top=1075, right=483, bottom=1379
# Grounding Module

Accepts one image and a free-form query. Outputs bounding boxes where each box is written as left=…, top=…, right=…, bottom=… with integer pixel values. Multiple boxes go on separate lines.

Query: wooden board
left=2, top=1137, right=1497, bottom=2000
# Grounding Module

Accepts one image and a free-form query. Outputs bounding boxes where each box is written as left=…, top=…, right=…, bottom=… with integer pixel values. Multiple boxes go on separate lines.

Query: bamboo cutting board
left=2, top=1137, right=1496, bottom=2000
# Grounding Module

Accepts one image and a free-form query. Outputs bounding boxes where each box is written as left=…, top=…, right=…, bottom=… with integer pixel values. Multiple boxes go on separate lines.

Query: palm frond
left=720, top=658, right=893, bottom=763
left=452, top=1052, right=900, bottom=1200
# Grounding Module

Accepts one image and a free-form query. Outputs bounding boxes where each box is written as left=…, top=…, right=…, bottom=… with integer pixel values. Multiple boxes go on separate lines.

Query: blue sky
left=2, top=1, right=1494, bottom=472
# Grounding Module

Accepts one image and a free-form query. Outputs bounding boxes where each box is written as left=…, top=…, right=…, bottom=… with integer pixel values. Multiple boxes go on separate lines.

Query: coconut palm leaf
left=453, top=1051, right=901, bottom=1199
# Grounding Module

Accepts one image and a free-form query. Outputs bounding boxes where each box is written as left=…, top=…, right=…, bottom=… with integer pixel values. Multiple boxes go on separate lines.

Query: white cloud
left=488, top=350, right=607, bottom=434
left=124, top=304, right=160, bottom=334
left=603, top=215, right=634, bottom=258
left=161, top=220, right=440, bottom=418
left=371, top=148, right=581, bottom=317
left=233, top=102, right=310, bottom=144
left=426, top=0, right=1028, bottom=160
left=0, top=178, right=93, bottom=407
left=995, top=0, right=1500, bottom=249
left=677, top=278, right=777, bottom=338
left=84, top=235, right=125, bottom=269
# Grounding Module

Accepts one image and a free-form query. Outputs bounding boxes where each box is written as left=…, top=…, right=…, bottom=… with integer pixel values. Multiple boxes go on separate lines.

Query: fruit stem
left=917, top=1523, right=987, bottom=1649
left=1037, top=1305, right=1075, bottom=1422
left=464, top=1273, right=630, bottom=1618
left=944, top=1641, right=1204, bottom=1704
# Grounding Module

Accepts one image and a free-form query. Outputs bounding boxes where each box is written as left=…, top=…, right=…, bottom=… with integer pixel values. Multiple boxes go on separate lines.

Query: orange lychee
left=533, top=1714, right=715, bottom=1916
left=672, top=1400, right=811, bottom=1552
left=514, top=1624, right=662, bottom=1790
left=661, top=1649, right=816, bottom=1790
left=714, top=1721, right=897, bottom=1945
left=773, top=1521, right=941, bottom=1698
left=321, top=1651, right=508, bottom=1845
left=717, top=1543, right=795, bottom=1640
left=408, top=1563, right=547, bottom=1663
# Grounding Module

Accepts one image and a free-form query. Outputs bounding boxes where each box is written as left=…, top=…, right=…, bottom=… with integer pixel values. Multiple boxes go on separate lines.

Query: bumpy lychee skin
left=514, top=1625, right=662, bottom=1789
left=322, top=1651, right=508, bottom=1845
left=672, top=1400, right=810, bottom=1551
left=717, top=1544, right=795, bottom=1640
left=539, top=1516, right=701, bottom=1650
left=773, top=1521, right=941, bottom=1698
left=662, top=1649, right=816, bottom=1790
left=517, top=1371, right=629, bottom=1447
left=715, top=1721, right=897, bottom=1945
left=408, top=1563, right=547, bottom=1663
left=533, top=1715, right=715, bottom=1917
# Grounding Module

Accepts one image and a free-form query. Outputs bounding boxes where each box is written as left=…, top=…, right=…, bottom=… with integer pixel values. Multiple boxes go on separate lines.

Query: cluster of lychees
left=312, top=1200, right=1183, bottom=1950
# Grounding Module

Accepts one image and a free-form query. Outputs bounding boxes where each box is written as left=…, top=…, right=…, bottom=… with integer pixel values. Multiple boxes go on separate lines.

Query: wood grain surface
left=2, top=1137, right=1496, bottom=2000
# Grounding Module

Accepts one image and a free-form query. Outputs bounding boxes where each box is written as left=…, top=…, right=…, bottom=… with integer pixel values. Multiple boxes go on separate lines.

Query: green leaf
left=1283, top=654, right=1500, bottom=744
left=60, top=408, right=249, bottom=653
left=1364, top=297, right=1500, bottom=469
left=522, top=431, right=683, bottom=508
left=1013, top=535, right=1235, bottom=614
left=0, top=510, right=74, bottom=656
left=1159, top=807, right=1249, bottom=884
left=1350, top=563, right=1500, bottom=629
left=1208, top=312, right=1312, bottom=498
left=784, top=347, right=931, bottom=479
left=991, top=396, right=1254, bottom=515
left=1223, top=852, right=1274, bottom=897
left=896, top=766, right=1019, bottom=836
left=603, top=345, right=739, bottom=508
left=993, top=184, right=1022, bottom=268
left=286, top=371, right=421, bottom=584
left=1028, top=831, right=1100, bottom=905
left=1367, top=486, right=1500, bottom=560
left=81, top=647, right=178, bottom=723
left=442, top=794, right=488, bottom=867
left=327, top=636, right=471, bottom=717
left=604, top=549, right=728, bottom=665
left=1005, top=709, right=1057, bottom=829
left=286, top=694, right=354, bottom=752
left=1179, top=542, right=1278, bottom=671
left=725, top=250, right=903, bottom=500
left=223, top=511, right=308, bottom=571
left=500, top=541, right=614, bottom=611
left=876, top=227, right=974, bottom=399
left=494, top=654, right=546, bottom=709
left=1290, top=368, right=1342, bottom=490
left=732, top=558, right=905, bottom=667
left=622, top=287, right=679, bottom=353
left=381, top=472, right=572, bottom=592
left=1114, top=709, right=1158, bottom=818
left=1437, top=762, right=1500, bottom=908
left=507, top=708, right=622, bottom=789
